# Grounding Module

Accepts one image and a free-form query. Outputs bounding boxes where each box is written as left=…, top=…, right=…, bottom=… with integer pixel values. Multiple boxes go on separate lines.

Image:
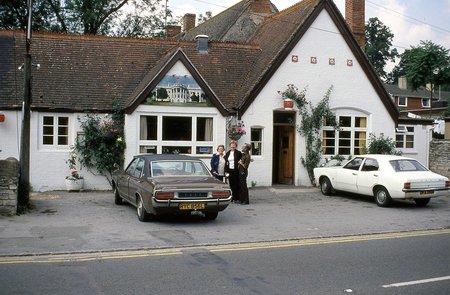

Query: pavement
left=0, top=187, right=449, bottom=257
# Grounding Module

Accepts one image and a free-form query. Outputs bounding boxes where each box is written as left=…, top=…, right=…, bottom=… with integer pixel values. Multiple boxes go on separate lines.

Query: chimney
left=166, top=25, right=181, bottom=38
left=250, top=0, right=272, bottom=14
left=398, top=76, right=407, bottom=89
left=183, top=13, right=196, bottom=32
left=345, top=0, right=365, bottom=49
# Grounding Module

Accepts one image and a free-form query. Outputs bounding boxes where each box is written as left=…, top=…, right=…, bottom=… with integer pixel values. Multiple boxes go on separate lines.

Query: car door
left=127, top=158, right=145, bottom=205
left=356, top=158, right=380, bottom=196
left=118, top=158, right=139, bottom=202
left=334, top=157, right=363, bottom=192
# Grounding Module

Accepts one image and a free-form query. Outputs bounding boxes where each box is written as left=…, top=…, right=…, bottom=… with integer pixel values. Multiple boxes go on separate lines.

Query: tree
left=364, top=17, right=398, bottom=80
left=0, top=0, right=173, bottom=36
left=402, top=41, right=450, bottom=117
left=197, top=11, right=212, bottom=25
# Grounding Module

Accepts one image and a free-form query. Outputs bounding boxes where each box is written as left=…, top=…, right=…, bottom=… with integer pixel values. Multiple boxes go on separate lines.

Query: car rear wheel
left=114, top=185, right=123, bottom=205
left=374, top=187, right=392, bottom=207
left=204, top=212, right=218, bottom=220
left=320, top=177, right=333, bottom=195
left=414, top=198, right=430, bottom=206
left=137, top=196, right=152, bottom=222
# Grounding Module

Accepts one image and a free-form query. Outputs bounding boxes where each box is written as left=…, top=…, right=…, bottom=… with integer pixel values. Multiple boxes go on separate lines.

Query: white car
left=313, top=154, right=450, bottom=207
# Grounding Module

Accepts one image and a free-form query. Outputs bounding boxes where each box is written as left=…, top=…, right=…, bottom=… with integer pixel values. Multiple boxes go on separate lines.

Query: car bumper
left=400, top=187, right=449, bottom=199
left=151, top=197, right=232, bottom=214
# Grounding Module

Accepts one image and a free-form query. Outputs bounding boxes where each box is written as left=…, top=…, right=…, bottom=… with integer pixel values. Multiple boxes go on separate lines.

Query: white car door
left=356, top=158, right=380, bottom=196
left=334, top=157, right=363, bottom=192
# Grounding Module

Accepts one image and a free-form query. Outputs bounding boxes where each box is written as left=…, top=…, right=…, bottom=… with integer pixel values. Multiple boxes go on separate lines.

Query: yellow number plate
left=179, top=203, right=206, bottom=210
left=420, top=191, right=433, bottom=195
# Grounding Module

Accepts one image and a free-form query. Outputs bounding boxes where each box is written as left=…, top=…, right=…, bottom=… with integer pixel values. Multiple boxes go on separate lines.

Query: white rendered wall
left=241, top=10, right=396, bottom=187
left=398, top=124, right=432, bottom=166
left=0, top=110, right=21, bottom=160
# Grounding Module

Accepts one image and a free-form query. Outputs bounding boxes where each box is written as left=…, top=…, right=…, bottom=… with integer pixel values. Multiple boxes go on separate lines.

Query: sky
left=168, top=0, right=450, bottom=56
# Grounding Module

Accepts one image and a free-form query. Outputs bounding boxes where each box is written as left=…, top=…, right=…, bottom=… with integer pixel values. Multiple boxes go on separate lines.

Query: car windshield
left=389, top=159, right=428, bottom=172
left=151, top=160, right=211, bottom=177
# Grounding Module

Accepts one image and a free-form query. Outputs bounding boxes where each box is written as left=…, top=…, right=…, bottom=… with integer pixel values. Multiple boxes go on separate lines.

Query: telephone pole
left=17, top=0, right=33, bottom=212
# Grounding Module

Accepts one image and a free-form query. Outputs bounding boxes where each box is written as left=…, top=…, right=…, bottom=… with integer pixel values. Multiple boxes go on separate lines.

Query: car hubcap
left=377, top=191, right=386, bottom=203
left=137, top=199, right=143, bottom=217
left=321, top=181, right=328, bottom=192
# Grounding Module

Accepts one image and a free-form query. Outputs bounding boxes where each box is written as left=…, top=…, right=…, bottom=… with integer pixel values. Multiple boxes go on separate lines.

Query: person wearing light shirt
left=224, top=140, right=242, bottom=203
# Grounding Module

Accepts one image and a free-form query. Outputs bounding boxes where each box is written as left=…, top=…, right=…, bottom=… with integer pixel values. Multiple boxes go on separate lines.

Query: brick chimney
left=345, top=0, right=365, bottom=50
left=166, top=25, right=181, bottom=38
left=250, top=0, right=272, bottom=13
left=183, top=13, right=196, bottom=32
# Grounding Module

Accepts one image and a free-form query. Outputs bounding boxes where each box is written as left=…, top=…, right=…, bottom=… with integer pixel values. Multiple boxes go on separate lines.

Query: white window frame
left=40, top=114, right=70, bottom=150
left=322, top=115, right=368, bottom=156
left=421, top=98, right=430, bottom=108
left=250, top=126, right=263, bottom=156
left=398, top=96, right=407, bottom=107
left=396, top=125, right=414, bottom=149
left=138, top=114, right=215, bottom=156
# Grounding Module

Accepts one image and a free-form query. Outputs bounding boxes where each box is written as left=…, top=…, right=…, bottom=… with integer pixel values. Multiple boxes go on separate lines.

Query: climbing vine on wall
left=280, top=85, right=338, bottom=185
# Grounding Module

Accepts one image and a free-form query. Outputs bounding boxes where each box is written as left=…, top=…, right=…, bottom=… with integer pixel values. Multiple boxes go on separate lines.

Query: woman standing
left=224, top=140, right=242, bottom=203
left=210, top=144, right=226, bottom=182
left=238, top=143, right=251, bottom=205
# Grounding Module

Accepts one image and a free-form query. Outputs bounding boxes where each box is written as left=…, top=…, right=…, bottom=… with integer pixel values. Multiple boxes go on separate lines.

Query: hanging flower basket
left=227, top=120, right=246, bottom=140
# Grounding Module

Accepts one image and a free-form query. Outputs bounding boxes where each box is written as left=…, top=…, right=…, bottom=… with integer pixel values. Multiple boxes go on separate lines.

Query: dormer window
left=398, top=96, right=407, bottom=107
left=422, top=98, right=430, bottom=108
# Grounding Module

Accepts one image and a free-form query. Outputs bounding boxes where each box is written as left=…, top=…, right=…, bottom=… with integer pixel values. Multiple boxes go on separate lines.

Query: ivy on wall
left=280, top=85, right=338, bottom=185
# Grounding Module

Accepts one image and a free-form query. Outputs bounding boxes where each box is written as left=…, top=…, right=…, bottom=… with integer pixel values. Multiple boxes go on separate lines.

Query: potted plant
left=65, top=145, right=84, bottom=191
left=227, top=120, right=246, bottom=140
left=278, top=84, right=306, bottom=109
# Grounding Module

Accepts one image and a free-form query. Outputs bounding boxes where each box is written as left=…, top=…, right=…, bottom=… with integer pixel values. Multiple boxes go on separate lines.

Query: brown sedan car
left=112, top=154, right=232, bottom=221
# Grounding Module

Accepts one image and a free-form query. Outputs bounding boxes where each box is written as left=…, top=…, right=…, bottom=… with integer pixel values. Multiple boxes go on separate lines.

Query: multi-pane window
left=322, top=115, right=367, bottom=156
left=250, top=127, right=263, bottom=156
left=398, top=96, right=407, bottom=107
left=139, top=115, right=214, bottom=155
left=42, top=115, right=69, bottom=146
left=421, top=98, right=430, bottom=108
left=396, top=126, right=414, bottom=148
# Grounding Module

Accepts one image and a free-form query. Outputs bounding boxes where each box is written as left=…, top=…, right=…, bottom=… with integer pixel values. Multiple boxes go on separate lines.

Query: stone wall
left=429, top=140, right=450, bottom=179
left=0, top=157, right=19, bottom=216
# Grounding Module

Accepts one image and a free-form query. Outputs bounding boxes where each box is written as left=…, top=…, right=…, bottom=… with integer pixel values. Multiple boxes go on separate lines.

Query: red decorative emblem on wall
left=329, top=58, right=335, bottom=65
left=292, top=55, right=298, bottom=62
left=310, top=57, right=317, bottom=64
left=347, top=59, right=353, bottom=66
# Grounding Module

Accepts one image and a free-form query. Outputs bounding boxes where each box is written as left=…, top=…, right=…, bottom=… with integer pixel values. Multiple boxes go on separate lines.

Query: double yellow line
left=1, top=228, right=449, bottom=265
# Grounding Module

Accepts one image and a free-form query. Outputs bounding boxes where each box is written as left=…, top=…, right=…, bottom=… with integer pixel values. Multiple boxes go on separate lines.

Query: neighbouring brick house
left=0, top=0, right=434, bottom=191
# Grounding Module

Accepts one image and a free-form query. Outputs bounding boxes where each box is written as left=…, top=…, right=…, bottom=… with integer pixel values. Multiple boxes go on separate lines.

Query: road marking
left=0, top=228, right=449, bottom=265
left=383, top=276, right=450, bottom=288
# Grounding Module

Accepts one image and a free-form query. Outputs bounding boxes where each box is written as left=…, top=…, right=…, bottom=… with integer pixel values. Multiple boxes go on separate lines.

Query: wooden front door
left=277, top=126, right=294, bottom=184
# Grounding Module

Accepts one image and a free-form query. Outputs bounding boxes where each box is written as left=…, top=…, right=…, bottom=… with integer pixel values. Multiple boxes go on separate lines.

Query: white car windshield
left=151, top=161, right=211, bottom=177
left=389, top=159, right=428, bottom=172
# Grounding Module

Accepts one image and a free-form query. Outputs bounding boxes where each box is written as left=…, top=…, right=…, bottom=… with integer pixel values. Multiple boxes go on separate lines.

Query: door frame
left=272, top=111, right=296, bottom=185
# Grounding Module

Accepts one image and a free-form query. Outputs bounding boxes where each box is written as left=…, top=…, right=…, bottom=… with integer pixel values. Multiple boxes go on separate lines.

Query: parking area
left=0, top=187, right=449, bottom=256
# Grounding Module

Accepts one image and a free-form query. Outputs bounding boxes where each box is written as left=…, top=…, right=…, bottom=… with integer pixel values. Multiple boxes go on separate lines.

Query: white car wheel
left=320, top=177, right=333, bottom=195
left=374, top=187, right=392, bottom=207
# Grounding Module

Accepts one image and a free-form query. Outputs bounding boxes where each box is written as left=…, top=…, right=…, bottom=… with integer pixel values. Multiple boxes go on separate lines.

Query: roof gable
left=124, top=49, right=229, bottom=116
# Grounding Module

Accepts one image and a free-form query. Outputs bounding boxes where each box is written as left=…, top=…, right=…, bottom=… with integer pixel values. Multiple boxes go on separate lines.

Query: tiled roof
left=385, top=83, right=450, bottom=102
left=180, top=0, right=278, bottom=43
left=0, top=0, right=398, bottom=122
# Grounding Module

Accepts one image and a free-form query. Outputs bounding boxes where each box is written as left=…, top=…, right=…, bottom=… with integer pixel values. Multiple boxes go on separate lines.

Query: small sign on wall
left=310, top=57, right=317, bottom=64
left=329, top=58, right=335, bottom=65
left=291, top=55, right=298, bottom=62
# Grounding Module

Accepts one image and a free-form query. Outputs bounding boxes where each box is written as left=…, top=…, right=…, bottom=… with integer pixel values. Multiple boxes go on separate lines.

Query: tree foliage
left=74, top=102, right=126, bottom=186
left=389, top=41, right=450, bottom=89
left=0, top=0, right=176, bottom=37
left=364, top=17, right=398, bottom=80
left=364, top=133, right=401, bottom=155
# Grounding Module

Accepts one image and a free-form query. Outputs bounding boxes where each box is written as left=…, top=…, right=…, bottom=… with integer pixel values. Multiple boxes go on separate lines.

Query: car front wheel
left=114, top=185, right=123, bottom=205
left=137, top=196, right=152, bottom=222
left=320, top=177, right=333, bottom=195
left=414, top=198, right=430, bottom=206
left=374, top=187, right=392, bottom=207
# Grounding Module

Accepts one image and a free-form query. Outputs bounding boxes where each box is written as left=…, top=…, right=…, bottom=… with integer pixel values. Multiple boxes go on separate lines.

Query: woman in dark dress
left=224, top=140, right=242, bottom=203
left=238, top=143, right=251, bottom=205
